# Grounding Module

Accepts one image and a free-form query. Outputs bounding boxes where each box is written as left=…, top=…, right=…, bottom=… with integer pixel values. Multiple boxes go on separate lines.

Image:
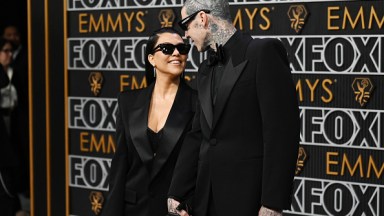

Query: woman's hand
left=167, top=198, right=190, bottom=216
left=176, top=210, right=189, bottom=216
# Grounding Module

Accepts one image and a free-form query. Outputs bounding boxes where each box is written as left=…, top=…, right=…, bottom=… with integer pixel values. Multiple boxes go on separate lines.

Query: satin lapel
left=150, top=82, right=194, bottom=180
left=128, top=84, right=154, bottom=173
left=198, top=63, right=214, bottom=129
left=213, top=59, right=248, bottom=129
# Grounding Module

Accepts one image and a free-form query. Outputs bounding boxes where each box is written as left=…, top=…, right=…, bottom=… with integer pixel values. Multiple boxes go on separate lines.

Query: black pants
left=208, top=185, right=218, bottom=216
left=0, top=168, right=21, bottom=216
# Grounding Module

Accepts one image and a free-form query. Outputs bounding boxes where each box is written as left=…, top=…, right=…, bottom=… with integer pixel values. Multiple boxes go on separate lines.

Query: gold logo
left=296, top=147, right=307, bottom=175
left=352, top=78, right=374, bottom=107
left=89, top=72, right=104, bottom=96
left=89, top=191, right=104, bottom=215
left=158, top=9, right=175, bottom=27
left=287, top=5, right=308, bottom=33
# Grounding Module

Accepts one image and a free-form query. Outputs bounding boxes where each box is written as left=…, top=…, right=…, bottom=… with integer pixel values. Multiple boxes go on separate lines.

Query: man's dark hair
left=184, top=0, right=232, bottom=22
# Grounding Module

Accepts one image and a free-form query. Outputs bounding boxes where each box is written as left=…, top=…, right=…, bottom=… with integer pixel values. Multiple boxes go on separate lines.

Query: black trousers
left=208, top=185, right=218, bottom=216
left=0, top=168, right=20, bottom=216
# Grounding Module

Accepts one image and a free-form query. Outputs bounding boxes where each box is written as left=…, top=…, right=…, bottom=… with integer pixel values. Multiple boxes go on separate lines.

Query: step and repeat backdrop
left=65, top=0, right=384, bottom=215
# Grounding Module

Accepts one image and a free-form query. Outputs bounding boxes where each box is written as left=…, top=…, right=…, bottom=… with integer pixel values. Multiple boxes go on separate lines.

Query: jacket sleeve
left=101, top=95, right=130, bottom=216
left=0, top=65, right=9, bottom=88
left=252, top=38, right=300, bottom=210
left=168, top=96, right=202, bottom=210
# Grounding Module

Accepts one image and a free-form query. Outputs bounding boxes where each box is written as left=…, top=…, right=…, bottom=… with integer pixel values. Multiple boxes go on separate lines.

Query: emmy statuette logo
left=351, top=78, right=374, bottom=107
left=89, top=191, right=104, bottom=215
left=296, top=147, right=307, bottom=175
left=287, top=5, right=309, bottom=33
left=159, top=9, right=175, bottom=27
left=89, top=72, right=104, bottom=96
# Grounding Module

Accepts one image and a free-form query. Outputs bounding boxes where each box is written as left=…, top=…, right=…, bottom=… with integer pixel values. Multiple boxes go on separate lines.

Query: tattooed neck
left=209, top=20, right=236, bottom=49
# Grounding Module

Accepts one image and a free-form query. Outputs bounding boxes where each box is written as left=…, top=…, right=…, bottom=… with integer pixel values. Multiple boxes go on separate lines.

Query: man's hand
left=167, top=198, right=190, bottom=216
left=258, top=206, right=282, bottom=216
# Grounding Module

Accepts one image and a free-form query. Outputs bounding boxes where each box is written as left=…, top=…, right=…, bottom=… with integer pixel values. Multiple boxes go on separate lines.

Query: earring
left=153, top=68, right=156, bottom=77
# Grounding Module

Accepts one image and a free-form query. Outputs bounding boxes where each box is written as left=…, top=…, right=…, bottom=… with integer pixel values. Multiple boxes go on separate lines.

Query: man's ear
left=199, top=11, right=209, bottom=28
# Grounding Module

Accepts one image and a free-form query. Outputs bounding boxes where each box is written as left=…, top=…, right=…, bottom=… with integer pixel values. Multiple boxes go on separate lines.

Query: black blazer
left=101, top=80, right=197, bottom=216
left=169, top=32, right=300, bottom=216
left=0, top=66, right=16, bottom=168
left=0, top=65, right=9, bottom=88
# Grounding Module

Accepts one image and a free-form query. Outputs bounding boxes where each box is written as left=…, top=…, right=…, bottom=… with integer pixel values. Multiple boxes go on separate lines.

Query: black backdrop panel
left=65, top=1, right=384, bottom=215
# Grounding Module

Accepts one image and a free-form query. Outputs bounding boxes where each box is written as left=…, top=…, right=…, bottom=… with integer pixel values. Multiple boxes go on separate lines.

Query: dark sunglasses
left=178, top=9, right=211, bottom=31
left=152, top=43, right=191, bottom=55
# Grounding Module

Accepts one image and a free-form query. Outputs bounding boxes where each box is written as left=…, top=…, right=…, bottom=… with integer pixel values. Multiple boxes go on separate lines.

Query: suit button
left=210, top=138, right=217, bottom=146
left=154, top=153, right=156, bottom=157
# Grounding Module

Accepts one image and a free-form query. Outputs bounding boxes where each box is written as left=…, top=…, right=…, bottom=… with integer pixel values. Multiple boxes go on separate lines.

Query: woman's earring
left=153, top=67, right=156, bottom=77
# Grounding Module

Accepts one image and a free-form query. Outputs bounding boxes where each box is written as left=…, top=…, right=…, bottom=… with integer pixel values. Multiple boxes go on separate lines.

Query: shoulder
left=117, top=88, right=142, bottom=100
left=181, top=80, right=197, bottom=99
left=117, top=88, right=146, bottom=107
left=249, top=37, right=286, bottom=53
left=179, top=80, right=198, bottom=110
left=247, top=37, right=288, bottom=61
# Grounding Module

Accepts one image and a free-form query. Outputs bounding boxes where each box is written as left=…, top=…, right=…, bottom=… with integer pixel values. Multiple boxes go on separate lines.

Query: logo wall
left=66, top=1, right=384, bottom=216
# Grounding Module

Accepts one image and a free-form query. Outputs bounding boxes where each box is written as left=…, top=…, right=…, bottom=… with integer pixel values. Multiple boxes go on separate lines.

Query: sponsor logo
left=69, top=155, right=111, bottom=191
left=68, top=38, right=147, bottom=70
left=287, top=5, right=308, bottom=33
left=300, top=107, right=384, bottom=149
left=158, top=9, right=175, bottom=27
left=68, top=0, right=184, bottom=10
left=77, top=11, right=146, bottom=33
left=89, top=191, right=104, bottom=215
left=326, top=150, right=384, bottom=179
left=295, top=78, right=334, bottom=104
left=351, top=78, right=374, bottom=107
left=289, top=177, right=384, bottom=216
left=233, top=7, right=272, bottom=31
left=296, top=147, right=307, bottom=175
left=79, top=131, right=116, bottom=154
left=276, top=36, right=384, bottom=73
left=88, top=72, right=104, bottom=96
left=328, top=5, right=384, bottom=31
left=68, top=97, right=117, bottom=131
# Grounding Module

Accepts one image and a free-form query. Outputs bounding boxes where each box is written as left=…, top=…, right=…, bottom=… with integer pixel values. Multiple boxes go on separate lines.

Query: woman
left=0, top=38, right=17, bottom=135
left=101, top=27, right=196, bottom=216
left=0, top=38, right=23, bottom=216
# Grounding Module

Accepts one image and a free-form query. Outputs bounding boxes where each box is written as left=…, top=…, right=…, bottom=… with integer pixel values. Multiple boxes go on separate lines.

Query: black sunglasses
left=178, top=9, right=211, bottom=31
left=152, top=43, right=191, bottom=55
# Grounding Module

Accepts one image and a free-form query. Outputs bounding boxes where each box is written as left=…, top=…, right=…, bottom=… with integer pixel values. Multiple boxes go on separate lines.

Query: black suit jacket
left=1, top=66, right=17, bottom=168
left=101, top=81, right=197, bottom=216
left=1, top=66, right=11, bottom=167
left=169, top=32, right=300, bottom=216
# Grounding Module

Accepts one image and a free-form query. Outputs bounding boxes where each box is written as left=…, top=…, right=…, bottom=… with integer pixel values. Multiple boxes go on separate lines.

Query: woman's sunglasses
left=152, top=43, right=191, bottom=55
left=178, top=9, right=211, bottom=31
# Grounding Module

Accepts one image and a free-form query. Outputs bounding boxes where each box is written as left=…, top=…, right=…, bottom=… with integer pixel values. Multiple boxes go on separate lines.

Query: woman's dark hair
left=0, top=38, right=13, bottom=51
left=145, top=27, right=185, bottom=85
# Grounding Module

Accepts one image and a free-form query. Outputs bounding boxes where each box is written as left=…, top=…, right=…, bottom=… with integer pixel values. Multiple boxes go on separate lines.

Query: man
left=3, top=25, right=25, bottom=66
left=2, top=24, right=30, bottom=210
left=167, top=0, right=300, bottom=216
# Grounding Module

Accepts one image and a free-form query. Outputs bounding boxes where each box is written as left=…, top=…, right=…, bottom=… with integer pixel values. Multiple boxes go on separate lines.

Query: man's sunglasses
left=152, top=43, right=191, bottom=55
left=178, top=9, right=211, bottom=31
